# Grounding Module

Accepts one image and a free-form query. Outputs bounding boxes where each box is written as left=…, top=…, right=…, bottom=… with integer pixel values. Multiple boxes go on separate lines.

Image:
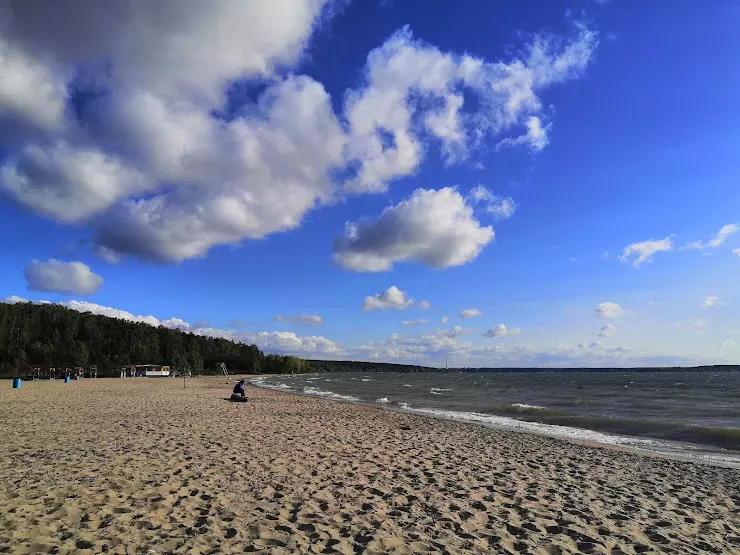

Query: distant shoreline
left=307, top=360, right=740, bottom=373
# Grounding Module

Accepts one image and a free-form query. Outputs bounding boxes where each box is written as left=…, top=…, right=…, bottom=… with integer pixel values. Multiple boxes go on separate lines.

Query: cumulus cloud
left=596, top=302, right=623, bottom=319
left=444, top=325, right=468, bottom=339
left=418, top=300, right=431, bottom=309
left=460, top=308, right=482, bottom=318
left=619, top=236, right=674, bottom=266
left=483, top=324, right=522, bottom=338
left=468, top=185, right=516, bottom=220
left=440, top=316, right=450, bottom=324
left=362, top=286, right=413, bottom=311
left=344, top=24, right=597, bottom=191
left=598, top=324, right=616, bottom=337
left=734, top=248, right=740, bottom=257
left=24, top=259, right=103, bottom=296
left=274, top=314, right=324, bottom=325
left=349, top=329, right=706, bottom=368
left=701, top=296, right=721, bottom=309
left=335, top=188, right=494, bottom=272
left=401, top=319, right=429, bottom=327
left=0, top=4, right=596, bottom=263
left=684, top=224, right=739, bottom=250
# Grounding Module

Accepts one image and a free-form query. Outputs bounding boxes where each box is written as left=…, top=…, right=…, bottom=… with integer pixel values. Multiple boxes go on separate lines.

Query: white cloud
left=483, top=323, right=522, bottom=338
left=401, top=319, right=429, bottom=327
left=1, top=295, right=28, bottom=304
left=684, top=224, right=739, bottom=250
left=440, top=316, right=450, bottom=324
left=596, top=302, right=623, bottom=318
left=619, top=236, right=674, bottom=266
left=734, top=248, right=740, bottom=257
left=676, top=318, right=708, bottom=336
left=2, top=143, right=153, bottom=223
left=598, top=324, right=616, bottom=337
left=418, top=300, right=431, bottom=309
left=334, top=188, right=494, bottom=271
left=701, top=296, right=721, bottom=309
left=24, top=259, right=103, bottom=296
left=468, top=185, right=516, bottom=220
left=460, top=308, right=482, bottom=318
left=349, top=329, right=708, bottom=369
left=0, top=10, right=596, bottom=263
left=496, top=115, right=551, bottom=151
left=0, top=36, right=67, bottom=135
left=444, top=325, right=468, bottom=339
left=569, top=257, right=578, bottom=262
left=362, top=286, right=413, bottom=311
left=0, top=1, right=345, bottom=262
left=343, top=24, right=596, bottom=191
left=230, top=320, right=243, bottom=328
left=196, top=328, right=342, bottom=356
left=274, top=314, right=324, bottom=325
left=93, top=245, right=122, bottom=264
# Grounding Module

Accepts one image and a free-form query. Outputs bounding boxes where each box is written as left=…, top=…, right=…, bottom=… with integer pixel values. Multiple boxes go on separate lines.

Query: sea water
left=250, top=370, right=740, bottom=467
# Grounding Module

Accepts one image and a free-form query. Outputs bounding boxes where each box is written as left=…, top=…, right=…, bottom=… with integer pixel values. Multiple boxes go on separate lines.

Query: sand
left=0, top=377, right=738, bottom=554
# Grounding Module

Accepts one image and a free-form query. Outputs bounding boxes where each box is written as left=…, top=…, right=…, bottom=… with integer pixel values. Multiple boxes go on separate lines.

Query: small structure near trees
left=120, top=364, right=171, bottom=378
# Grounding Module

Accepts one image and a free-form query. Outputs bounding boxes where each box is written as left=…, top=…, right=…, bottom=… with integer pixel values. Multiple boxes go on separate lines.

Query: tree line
left=0, top=301, right=309, bottom=378
left=306, top=359, right=437, bottom=373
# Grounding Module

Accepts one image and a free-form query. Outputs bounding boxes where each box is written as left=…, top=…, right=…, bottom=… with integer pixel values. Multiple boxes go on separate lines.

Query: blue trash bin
left=64, top=376, right=71, bottom=383
left=12, top=378, right=21, bottom=389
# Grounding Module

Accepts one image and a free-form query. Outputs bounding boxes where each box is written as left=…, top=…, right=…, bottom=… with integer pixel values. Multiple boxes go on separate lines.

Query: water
left=251, top=371, right=740, bottom=467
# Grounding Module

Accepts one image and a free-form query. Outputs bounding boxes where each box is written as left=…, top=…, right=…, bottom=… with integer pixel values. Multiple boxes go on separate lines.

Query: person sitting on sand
left=230, top=379, right=247, bottom=402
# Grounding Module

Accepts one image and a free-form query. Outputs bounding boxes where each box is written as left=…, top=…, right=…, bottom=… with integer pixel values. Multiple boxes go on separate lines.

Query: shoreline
left=2, top=377, right=738, bottom=553
left=249, top=376, right=740, bottom=470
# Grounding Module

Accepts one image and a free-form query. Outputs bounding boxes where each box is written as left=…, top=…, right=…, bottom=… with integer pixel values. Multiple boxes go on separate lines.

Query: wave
left=402, top=406, right=740, bottom=465
left=302, top=386, right=359, bottom=402
left=430, top=388, right=453, bottom=394
left=376, top=397, right=389, bottom=404
left=361, top=378, right=373, bottom=382
left=486, top=408, right=740, bottom=451
left=403, top=384, right=413, bottom=387
left=487, top=404, right=567, bottom=417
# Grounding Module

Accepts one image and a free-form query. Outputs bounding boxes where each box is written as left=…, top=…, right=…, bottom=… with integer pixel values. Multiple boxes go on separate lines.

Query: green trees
left=0, top=302, right=306, bottom=378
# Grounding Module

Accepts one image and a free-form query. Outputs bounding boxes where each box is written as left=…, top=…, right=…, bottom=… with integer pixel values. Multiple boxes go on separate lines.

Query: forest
left=306, top=359, right=437, bottom=373
left=0, top=301, right=309, bottom=378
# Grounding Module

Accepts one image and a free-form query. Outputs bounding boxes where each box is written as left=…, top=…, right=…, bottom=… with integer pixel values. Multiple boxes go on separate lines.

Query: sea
left=251, top=370, right=740, bottom=467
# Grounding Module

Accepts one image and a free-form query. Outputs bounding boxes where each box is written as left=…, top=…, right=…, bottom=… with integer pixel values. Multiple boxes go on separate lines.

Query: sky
left=0, top=0, right=738, bottom=368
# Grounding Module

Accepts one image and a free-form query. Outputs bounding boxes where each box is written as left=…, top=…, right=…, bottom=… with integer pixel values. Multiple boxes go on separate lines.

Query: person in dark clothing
left=230, top=379, right=247, bottom=402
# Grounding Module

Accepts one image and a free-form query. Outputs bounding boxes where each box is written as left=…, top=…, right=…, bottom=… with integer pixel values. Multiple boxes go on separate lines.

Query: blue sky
left=1, top=0, right=738, bottom=367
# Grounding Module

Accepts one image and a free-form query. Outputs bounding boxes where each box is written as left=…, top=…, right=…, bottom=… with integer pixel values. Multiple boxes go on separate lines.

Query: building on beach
left=120, top=364, right=171, bottom=378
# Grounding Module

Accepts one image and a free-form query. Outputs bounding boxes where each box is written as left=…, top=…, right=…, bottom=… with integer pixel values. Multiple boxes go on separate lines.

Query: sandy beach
left=1, top=377, right=738, bottom=554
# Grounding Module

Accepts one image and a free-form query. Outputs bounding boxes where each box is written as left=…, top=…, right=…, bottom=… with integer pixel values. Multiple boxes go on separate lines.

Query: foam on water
left=400, top=405, right=740, bottom=468
left=302, top=386, right=360, bottom=402
left=376, top=397, right=389, bottom=404
left=511, top=403, right=547, bottom=411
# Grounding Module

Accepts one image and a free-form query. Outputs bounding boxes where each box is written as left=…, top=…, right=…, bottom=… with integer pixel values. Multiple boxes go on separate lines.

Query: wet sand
left=0, top=377, right=738, bottom=554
